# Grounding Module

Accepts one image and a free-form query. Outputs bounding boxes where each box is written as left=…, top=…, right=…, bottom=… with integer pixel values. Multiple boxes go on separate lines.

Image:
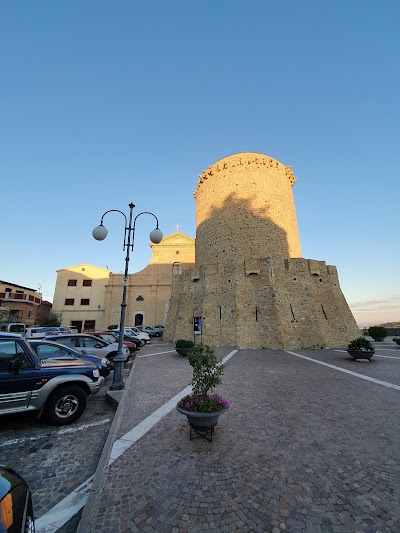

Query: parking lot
left=0, top=364, right=129, bottom=531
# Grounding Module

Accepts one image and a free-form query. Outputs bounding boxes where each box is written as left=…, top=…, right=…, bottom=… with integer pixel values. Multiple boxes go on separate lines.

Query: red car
left=93, top=331, right=141, bottom=354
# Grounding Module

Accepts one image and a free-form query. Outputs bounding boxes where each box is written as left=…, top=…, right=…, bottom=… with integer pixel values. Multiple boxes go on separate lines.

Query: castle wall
left=163, top=151, right=360, bottom=350
left=164, top=257, right=360, bottom=349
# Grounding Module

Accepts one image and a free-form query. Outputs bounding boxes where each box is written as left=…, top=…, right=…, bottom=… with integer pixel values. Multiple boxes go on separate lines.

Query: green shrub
left=368, top=326, right=388, bottom=340
left=188, top=344, right=224, bottom=399
left=348, top=337, right=374, bottom=351
left=393, top=338, right=400, bottom=346
left=175, top=339, right=194, bottom=349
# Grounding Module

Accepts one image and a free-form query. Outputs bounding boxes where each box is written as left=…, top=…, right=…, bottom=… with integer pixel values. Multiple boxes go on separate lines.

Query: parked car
left=44, top=327, right=62, bottom=338
left=58, top=326, right=78, bottom=334
left=0, top=333, right=104, bottom=425
left=136, top=325, right=153, bottom=334
left=25, top=326, right=49, bottom=339
left=92, top=331, right=141, bottom=354
left=108, top=330, right=145, bottom=348
left=143, top=326, right=164, bottom=337
left=123, top=327, right=150, bottom=343
left=0, top=323, right=26, bottom=336
left=0, top=465, right=35, bottom=532
left=28, top=339, right=112, bottom=377
left=46, top=333, right=130, bottom=362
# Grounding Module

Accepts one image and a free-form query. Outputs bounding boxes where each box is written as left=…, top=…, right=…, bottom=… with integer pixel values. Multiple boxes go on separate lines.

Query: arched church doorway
left=135, top=313, right=143, bottom=326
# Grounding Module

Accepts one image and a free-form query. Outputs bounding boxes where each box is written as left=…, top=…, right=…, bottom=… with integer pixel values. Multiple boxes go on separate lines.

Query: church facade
left=163, top=152, right=360, bottom=349
left=52, top=233, right=195, bottom=331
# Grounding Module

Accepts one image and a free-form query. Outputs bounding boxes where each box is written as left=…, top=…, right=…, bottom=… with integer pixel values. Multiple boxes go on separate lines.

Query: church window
left=136, top=295, right=144, bottom=301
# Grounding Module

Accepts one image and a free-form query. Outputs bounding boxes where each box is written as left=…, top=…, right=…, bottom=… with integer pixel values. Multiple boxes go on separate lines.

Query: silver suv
left=46, top=333, right=130, bottom=362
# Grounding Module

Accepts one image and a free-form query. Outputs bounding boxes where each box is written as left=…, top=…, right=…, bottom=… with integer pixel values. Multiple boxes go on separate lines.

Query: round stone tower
left=194, top=152, right=302, bottom=266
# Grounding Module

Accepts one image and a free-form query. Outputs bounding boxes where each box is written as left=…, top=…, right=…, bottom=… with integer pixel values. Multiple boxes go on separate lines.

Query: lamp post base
left=109, top=382, right=125, bottom=391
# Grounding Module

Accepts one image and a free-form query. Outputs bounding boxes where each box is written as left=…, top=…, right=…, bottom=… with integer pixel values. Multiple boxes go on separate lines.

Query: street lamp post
left=92, top=202, right=163, bottom=390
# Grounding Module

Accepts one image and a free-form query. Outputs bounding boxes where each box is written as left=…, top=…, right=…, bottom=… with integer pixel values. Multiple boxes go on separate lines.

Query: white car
left=25, top=327, right=49, bottom=339
left=123, top=327, right=150, bottom=343
left=46, top=333, right=130, bottom=362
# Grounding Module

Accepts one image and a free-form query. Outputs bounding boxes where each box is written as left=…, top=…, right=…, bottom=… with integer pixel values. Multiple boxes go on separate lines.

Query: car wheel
left=155, top=332, right=161, bottom=337
left=44, top=385, right=87, bottom=425
left=107, top=351, right=117, bottom=362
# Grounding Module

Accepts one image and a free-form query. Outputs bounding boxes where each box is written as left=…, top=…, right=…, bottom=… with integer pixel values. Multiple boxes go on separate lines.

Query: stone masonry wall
left=194, top=153, right=301, bottom=266
left=163, top=152, right=360, bottom=349
left=164, top=257, right=360, bottom=349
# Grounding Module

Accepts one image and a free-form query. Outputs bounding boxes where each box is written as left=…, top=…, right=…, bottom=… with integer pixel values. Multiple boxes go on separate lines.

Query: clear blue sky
left=1, top=1, right=399, bottom=327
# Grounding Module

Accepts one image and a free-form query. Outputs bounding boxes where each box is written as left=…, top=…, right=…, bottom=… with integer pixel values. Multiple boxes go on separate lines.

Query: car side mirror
left=9, top=359, right=21, bottom=374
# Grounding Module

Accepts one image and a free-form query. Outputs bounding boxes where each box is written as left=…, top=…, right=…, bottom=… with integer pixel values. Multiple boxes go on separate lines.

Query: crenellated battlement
left=193, top=153, right=296, bottom=198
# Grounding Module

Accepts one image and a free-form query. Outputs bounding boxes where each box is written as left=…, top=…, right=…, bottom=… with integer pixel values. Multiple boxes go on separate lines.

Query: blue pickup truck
left=0, top=333, right=104, bottom=425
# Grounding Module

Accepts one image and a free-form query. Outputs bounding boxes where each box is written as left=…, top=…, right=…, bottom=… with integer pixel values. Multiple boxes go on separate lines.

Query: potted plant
left=175, top=339, right=194, bottom=357
left=368, top=326, right=388, bottom=342
left=347, top=337, right=375, bottom=360
left=177, top=344, right=229, bottom=440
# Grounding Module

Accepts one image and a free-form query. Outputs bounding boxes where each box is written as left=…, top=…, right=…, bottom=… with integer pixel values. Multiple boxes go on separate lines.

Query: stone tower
left=195, top=153, right=301, bottom=265
left=164, top=152, right=360, bottom=349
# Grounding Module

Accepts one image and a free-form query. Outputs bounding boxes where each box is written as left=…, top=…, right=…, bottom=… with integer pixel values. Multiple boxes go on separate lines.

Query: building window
left=16, top=290, right=24, bottom=294
left=68, top=280, right=77, bottom=286
left=5, top=288, right=11, bottom=292
left=81, top=299, right=90, bottom=305
left=83, top=280, right=92, bottom=287
left=136, top=295, right=144, bottom=301
left=65, top=299, right=75, bottom=305
left=83, top=320, right=95, bottom=332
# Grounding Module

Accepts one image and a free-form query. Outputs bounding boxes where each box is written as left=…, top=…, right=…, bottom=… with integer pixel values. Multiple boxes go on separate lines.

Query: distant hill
left=379, top=322, right=400, bottom=327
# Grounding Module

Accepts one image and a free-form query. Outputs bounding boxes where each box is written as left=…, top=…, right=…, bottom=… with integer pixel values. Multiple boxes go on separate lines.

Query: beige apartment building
left=0, top=280, right=44, bottom=326
left=52, top=233, right=195, bottom=332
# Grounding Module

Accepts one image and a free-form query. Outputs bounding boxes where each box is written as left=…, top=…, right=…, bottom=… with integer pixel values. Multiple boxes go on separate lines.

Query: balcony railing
left=0, top=292, right=41, bottom=304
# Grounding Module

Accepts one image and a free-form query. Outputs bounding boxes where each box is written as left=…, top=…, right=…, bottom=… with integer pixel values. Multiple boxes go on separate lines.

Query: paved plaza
left=40, top=340, right=400, bottom=532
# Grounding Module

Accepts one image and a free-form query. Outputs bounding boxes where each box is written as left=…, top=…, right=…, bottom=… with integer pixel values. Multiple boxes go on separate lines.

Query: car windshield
left=33, top=344, right=75, bottom=359
left=9, top=324, right=25, bottom=333
left=81, top=337, right=107, bottom=348
left=100, top=334, right=116, bottom=343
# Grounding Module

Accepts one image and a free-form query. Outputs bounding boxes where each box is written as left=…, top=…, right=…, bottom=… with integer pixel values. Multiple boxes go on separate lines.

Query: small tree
left=188, top=344, right=224, bottom=399
left=38, top=311, right=61, bottom=327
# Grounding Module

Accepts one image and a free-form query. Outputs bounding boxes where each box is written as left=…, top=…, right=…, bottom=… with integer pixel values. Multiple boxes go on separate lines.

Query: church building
left=52, top=233, right=195, bottom=332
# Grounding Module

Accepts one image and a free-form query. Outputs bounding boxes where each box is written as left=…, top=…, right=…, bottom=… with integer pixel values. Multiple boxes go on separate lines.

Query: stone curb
left=76, top=357, right=138, bottom=533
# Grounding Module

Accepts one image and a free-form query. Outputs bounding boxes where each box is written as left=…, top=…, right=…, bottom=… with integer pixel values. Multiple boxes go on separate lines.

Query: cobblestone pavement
left=0, top=366, right=121, bottom=524
left=78, top=340, right=400, bottom=532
